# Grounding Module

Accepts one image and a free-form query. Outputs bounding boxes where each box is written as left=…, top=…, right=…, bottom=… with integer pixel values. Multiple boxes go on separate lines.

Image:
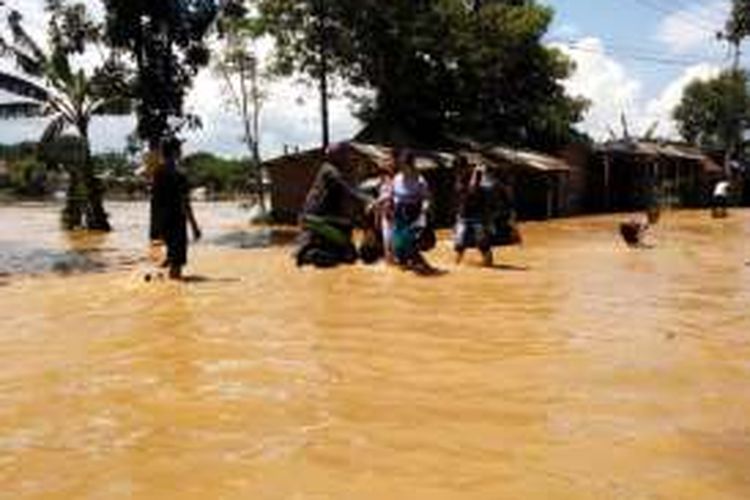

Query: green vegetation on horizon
left=0, top=142, right=250, bottom=200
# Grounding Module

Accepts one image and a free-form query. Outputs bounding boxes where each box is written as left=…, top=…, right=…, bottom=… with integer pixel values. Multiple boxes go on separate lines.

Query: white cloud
left=184, top=68, right=361, bottom=159
left=657, top=0, right=729, bottom=54
left=642, top=63, right=721, bottom=138
left=556, top=37, right=722, bottom=141
left=554, top=37, right=642, bottom=139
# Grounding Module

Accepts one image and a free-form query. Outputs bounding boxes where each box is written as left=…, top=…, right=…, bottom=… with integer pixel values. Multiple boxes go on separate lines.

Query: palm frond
left=0, top=101, right=44, bottom=118
left=7, top=10, right=47, bottom=67
left=0, top=36, right=45, bottom=77
left=49, top=48, right=73, bottom=89
left=40, top=114, right=68, bottom=145
left=0, top=72, right=49, bottom=101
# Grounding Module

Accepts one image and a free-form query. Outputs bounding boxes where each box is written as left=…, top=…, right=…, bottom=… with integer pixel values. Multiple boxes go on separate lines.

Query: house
left=589, top=140, right=723, bottom=212
left=476, top=145, right=575, bottom=220
left=264, top=143, right=390, bottom=224
left=357, top=126, right=581, bottom=220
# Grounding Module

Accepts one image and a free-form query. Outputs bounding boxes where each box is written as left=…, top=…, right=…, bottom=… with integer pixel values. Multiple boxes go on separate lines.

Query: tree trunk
left=62, top=169, right=85, bottom=230
left=79, top=123, right=111, bottom=232
left=82, top=161, right=111, bottom=232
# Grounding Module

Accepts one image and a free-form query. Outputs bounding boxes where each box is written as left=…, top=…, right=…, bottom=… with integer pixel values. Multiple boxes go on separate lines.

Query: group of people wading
left=294, top=142, right=520, bottom=273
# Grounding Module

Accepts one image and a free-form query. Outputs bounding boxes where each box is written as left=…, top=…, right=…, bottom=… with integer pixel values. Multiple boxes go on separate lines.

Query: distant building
left=589, top=140, right=723, bottom=212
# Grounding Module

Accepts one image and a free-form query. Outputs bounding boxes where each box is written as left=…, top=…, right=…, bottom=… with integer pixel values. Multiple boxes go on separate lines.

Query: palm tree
left=0, top=5, right=132, bottom=231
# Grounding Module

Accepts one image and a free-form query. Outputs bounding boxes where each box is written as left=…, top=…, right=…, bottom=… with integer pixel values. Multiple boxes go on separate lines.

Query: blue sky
left=0, top=0, right=737, bottom=156
left=545, top=0, right=732, bottom=138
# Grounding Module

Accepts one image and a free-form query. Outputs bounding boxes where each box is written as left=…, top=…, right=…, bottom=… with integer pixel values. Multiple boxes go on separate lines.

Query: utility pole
left=725, top=37, right=742, bottom=176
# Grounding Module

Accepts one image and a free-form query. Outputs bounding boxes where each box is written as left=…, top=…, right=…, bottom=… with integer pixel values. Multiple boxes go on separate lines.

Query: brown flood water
left=1, top=205, right=750, bottom=499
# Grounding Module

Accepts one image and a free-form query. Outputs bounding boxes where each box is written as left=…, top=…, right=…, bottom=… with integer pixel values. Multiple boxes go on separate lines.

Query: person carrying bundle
left=454, top=157, right=495, bottom=266
left=295, top=143, right=372, bottom=268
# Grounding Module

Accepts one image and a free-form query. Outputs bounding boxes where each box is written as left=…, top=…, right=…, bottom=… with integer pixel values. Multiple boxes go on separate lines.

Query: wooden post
left=546, top=176, right=554, bottom=219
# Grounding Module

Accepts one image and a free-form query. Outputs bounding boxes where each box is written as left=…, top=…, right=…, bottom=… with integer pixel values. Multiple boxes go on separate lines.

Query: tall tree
left=215, top=0, right=268, bottom=215
left=254, top=0, right=345, bottom=148
left=723, top=0, right=750, bottom=68
left=717, top=0, right=750, bottom=170
left=0, top=2, right=132, bottom=231
left=256, top=0, right=586, bottom=151
left=101, top=0, right=219, bottom=148
left=673, top=70, right=750, bottom=154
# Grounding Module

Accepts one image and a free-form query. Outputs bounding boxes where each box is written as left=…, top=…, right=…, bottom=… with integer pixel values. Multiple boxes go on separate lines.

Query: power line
left=555, top=42, right=721, bottom=68
left=628, top=0, right=722, bottom=34
left=549, top=36, right=723, bottom=64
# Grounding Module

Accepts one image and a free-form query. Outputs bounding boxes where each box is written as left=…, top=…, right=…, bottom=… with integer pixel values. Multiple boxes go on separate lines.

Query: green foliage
left=0, top=142, right=38, bottom=161
left=183, top=151, right=249, bottom=195
left=214, top=1, right=268, bottom=211
left=6, top=157, right=48, bottom=197
left=255, top=0, right=586, bottom=150
left=0, top=143, right=49, bottom=196
left=91, top=151, right=146, bottom=197
left=0, top=1, right=136, bottom=230
left=92, top=152, right=133, bottom=178
left=725, top=0, right=750, bottom=45
left=101, top=0, right=219, bottom=145
left=673, top=70, right=750, bottom=152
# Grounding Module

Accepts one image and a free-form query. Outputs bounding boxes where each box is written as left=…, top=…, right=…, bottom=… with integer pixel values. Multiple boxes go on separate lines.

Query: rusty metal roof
left=596, top=140, right=723, bottom=173
left=481, top=146, right=572, bottom=173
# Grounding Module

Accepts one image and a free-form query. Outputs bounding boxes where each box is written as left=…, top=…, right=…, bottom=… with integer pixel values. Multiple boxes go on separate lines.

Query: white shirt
left=392, top=173, right=429, bottom=206
left=714, top=181, right=730, bottom=198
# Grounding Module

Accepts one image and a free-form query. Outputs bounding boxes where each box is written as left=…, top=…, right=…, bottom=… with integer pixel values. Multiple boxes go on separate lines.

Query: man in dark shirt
left=150, top=138, right=201, bottom=279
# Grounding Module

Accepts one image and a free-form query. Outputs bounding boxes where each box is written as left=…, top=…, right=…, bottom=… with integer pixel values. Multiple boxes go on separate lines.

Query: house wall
left=267, top=152, right=324, bottom=224
left=266, top=149, right=381, bottom=224
left=587, top=152, right=716, bottom=212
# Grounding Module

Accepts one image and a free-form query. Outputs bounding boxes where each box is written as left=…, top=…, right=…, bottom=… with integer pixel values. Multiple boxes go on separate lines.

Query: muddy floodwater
left=1, top=203, right=750, bottom=499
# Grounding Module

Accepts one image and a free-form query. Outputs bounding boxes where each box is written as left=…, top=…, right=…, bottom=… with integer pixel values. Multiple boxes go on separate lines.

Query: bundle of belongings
left=295, top=162, right=371, bottom=268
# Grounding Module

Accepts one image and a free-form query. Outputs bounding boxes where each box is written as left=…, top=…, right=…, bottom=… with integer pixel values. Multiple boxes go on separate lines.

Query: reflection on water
left=1, top=208, right=750, bottom=498
left=0, top=202, right=286, bottom=275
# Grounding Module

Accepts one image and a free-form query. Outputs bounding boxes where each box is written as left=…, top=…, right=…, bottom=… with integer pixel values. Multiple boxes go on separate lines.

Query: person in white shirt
left=712, top=178, right=731, bottom=218
left=391, top=151, right=435, bottom=273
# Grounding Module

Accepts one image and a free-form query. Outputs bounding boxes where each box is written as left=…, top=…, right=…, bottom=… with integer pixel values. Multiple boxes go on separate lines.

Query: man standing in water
left=150, top=138, right=201, bottom=280
left=712, top=177, right=731, bottom=218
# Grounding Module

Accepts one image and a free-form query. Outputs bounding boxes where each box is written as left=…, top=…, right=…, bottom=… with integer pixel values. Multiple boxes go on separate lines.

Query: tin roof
left=596, top=140, right=722, bottom=173
left=481, top=146, right=572, bottom=173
